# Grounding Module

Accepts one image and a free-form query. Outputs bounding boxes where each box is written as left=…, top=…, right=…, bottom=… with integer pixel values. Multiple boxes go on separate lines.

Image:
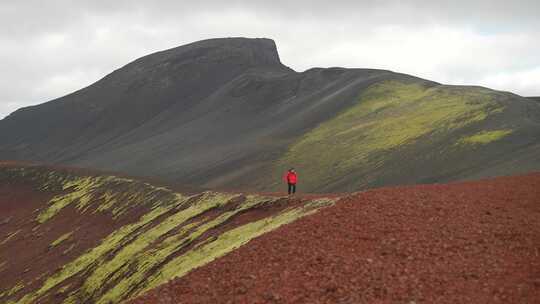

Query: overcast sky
left=1, top=0, right=539, bottom=119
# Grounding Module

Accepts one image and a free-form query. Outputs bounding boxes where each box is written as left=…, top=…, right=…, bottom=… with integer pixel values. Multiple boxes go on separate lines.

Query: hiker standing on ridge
left=284, top=168, right=298, bottom=195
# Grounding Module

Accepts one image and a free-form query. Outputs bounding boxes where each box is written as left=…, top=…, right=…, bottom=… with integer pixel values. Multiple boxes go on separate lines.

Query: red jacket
left=284, top=171, right=297, bottom=184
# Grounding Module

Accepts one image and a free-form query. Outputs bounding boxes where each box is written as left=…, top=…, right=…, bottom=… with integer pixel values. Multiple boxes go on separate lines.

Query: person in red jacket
left=284, top=168, right=298, bottom=195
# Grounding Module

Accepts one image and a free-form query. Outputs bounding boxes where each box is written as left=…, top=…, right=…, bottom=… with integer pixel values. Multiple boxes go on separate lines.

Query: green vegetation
left=458, top=129, right=513, bottom=145
left=1, top=166, right=336, bottom=304
left=37, top=177, right=101, bottom=223
left=19, top=204, right=181, bottom=304
left=50, top=232, right=73, bottom=247
left=73, top=192, right=238, bottom=303
left=1, top=281, right=24, bottom=299
left=143, top=197, right=335, bottom=296
left=57, top=284, right=71, bottom=294
left=274, top=80, right=505, bottom=190
left=37, top=176, right=121, bottom=223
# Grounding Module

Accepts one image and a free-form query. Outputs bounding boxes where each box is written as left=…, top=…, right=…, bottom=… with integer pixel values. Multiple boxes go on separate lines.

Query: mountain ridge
left=1, top=37, right=539, bottom=192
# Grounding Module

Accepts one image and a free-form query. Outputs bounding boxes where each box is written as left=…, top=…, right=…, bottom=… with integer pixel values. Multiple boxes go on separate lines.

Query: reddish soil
left=132, top=173, right=540, bottom=304
left=0, top=164, right=160, bottom=302
left=0, top=162, right=342, bottom=303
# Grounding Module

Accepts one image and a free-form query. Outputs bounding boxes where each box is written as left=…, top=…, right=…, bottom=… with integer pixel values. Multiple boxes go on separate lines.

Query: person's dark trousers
left=288, top=183, right=296, bottom=194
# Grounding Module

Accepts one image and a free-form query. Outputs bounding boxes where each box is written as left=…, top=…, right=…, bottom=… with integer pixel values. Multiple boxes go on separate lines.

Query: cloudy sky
left=1, top=0, right=539, bottom=118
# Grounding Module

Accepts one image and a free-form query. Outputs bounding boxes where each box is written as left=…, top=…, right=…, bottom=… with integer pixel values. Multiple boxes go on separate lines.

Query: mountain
left=528, top=96, right=540, bottom=103
left=1, top=37, right=539, bottom=192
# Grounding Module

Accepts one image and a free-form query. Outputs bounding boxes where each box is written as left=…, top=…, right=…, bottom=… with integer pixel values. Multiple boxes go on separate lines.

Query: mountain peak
left=185, top=37, right=281, bottom=63
left=97, top=37, right=290, bottom=91
left=130, top=37, right=285, bottom=71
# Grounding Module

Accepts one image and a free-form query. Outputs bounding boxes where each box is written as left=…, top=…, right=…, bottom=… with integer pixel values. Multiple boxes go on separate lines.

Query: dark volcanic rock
left=0, top=38, right=289, bottom=156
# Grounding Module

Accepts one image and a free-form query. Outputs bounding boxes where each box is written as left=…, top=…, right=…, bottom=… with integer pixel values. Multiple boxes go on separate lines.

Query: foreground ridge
left=132, top=172, right=540, bottom=304
left=0, top=163, right=337, bottom=303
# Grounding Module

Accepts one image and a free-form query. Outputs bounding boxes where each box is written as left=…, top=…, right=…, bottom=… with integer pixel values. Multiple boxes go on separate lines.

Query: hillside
left=1, top=37, right=540, bottom=192
left=2, top=163, right=539, bottom=304
left=132, top=172, right=540, bottom=304
left=0, top=163, right=337, bottom=303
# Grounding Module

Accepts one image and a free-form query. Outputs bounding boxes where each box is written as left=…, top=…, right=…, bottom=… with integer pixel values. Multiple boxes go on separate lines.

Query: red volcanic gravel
left=132, top=173, right=540, bottom=304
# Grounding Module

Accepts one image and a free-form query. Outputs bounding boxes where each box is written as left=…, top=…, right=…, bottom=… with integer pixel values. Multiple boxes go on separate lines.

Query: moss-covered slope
left=0, top=164, right=336, bottom=304
left=270, top=80, right=540, bottom=191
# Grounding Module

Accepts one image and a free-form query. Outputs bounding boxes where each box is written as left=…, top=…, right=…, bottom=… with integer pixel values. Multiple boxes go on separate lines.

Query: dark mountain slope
left=1, top=37, right=539, bottom=192
left=0, top=38, right=290, bottom=159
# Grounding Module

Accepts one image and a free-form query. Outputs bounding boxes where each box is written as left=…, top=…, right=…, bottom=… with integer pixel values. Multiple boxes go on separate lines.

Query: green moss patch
left=33, top=172, right=190, bottom=225
left=19, top=204, right=179, bottom=304
left=274, top=80, right=505, bottom=190
left=139, top=197, right=335, bottom=299
left=458, top=129, right=513, bottom=145
left=50, top=232, right=73, bottom=248
left=1, top=281, right=24, bottom=299
left=37, top=176, right=111, bottom=223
